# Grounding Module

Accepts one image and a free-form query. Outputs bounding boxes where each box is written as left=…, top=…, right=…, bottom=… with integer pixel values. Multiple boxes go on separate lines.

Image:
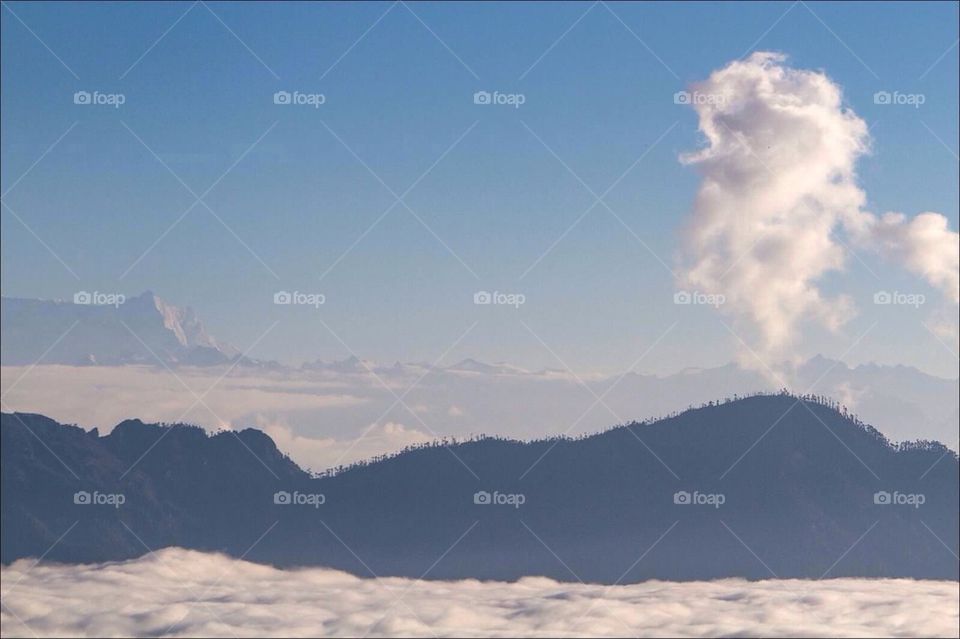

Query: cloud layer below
left=1, top=548, right=957, bottom=637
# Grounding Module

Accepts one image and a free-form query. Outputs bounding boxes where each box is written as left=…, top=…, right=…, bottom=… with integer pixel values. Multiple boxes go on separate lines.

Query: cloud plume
left=679, top=52, right=959, bottom=364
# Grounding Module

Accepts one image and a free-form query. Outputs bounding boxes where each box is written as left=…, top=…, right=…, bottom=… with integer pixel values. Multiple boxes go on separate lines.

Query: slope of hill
left=2, top=394, right=957, bottom=582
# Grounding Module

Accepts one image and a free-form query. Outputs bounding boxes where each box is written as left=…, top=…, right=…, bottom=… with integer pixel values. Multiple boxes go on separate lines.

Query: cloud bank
left=2, top=548, right=957, bottom=637
left=679, top=52, right=959, bottom=364
left=256, top=417, right=432, bottom=474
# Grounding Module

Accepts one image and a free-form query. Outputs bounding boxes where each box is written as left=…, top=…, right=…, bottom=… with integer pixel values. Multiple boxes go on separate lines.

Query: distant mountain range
left=2, top=292, right=957, bottom=446
left=1, top=292, right=240, bottom=366
left=3, top=395, right=956, bottom=582
left=297, top=353, right=960, bottom=447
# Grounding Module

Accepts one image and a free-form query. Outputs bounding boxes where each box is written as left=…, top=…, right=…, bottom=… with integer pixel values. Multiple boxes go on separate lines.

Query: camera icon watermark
left=74, top=490, right=125, bottom=508
left=473, top=290, right=525, bottom=308
left=74, top=291, right=126, bottom=307
left=873, top=91, right=925, bottom=108
left=273, top=90, right=326, bottom=108
left=674, top=91, right=727, bottom=106
left=73, top=90, right=125, bottom=108
left=273, top=490, right=325, bottom=508
left=473, top=490, right=525, bottom=508
left=673, top=490, right=725, bottom=508
left=873, top=490, right=924, bottom=508
left=274, top=290, right=325, bottom=308
left=673, top=290, right=725, bottom=308
left=873, top=290, right=925, bottom=308
left=473, top=90, right=525, bottom=108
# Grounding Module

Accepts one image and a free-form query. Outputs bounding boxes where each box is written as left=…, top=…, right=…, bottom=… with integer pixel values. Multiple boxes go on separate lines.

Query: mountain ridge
left=4, top=292, right=957, bottom=380
left=3, top=394, right=956, bottom=583
left=1, top=292, right=242, bottom=366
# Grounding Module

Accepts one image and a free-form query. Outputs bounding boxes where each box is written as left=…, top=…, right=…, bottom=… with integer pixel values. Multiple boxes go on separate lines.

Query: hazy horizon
left=4, top=288, right=960, bottom=380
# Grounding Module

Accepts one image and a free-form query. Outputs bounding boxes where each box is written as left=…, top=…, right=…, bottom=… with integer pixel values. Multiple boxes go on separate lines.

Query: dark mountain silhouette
left=2, top=394, right=957, bottom=583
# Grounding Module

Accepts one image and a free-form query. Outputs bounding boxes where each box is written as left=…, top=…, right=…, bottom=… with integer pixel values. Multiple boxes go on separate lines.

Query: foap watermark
left=874, top=490, right=925, bottom=508
left=274, top=290, right=325, bottom=308
left=73, top=90, right=125, bottom=108
left=674, top=290, right=725, bottom=308
left=74, top=490, right=125, bottom=508
left=473, top=90, right=525, bottom=108
left=673, top=490, right=725, bottom=508
left=474, top=490, right=526, bottom=508
left=473, top=290, right=526, bottom=308
left=674, top=91, right=727, bottom=106
left=274, top=490, right=326, bottom=508
left=273, top=90, right=326, bottom=108
left=873, top=290, right=925, bottom=308
left=74, top=291, right=125, bottom=307
left=873, top=91, right=925, bottom=108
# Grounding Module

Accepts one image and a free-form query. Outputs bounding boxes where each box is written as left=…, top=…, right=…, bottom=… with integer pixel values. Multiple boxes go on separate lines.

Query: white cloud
left=256, top=417, right=431, bottom=473
left=679, top=52, right=959, bottom=365
left=849, top=211, right=960, bottom=304
left=1, top=548, right=957, bottom=637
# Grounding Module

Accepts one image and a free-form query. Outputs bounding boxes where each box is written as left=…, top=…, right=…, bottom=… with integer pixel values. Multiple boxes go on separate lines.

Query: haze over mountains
left=2, top=395, right=957, bottom=582
left=2, top=292, right=958, bottom=466
left=1, top=292, right=240, bottom=366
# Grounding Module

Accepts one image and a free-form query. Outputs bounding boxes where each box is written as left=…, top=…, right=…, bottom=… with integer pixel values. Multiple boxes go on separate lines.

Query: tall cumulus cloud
left=679, top=52, right=959, bottom=365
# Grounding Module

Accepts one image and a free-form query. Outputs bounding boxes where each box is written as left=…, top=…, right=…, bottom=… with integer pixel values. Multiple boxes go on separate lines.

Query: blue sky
left=2, top=1, right=958, bottom=377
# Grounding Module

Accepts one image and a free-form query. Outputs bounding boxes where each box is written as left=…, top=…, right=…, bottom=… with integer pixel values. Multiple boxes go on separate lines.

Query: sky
left=2, top=1, right=958, bottom=378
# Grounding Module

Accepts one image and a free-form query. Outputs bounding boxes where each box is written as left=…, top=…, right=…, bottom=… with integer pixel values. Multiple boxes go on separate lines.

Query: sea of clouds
left=1, top=548, right=957, bottom=637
